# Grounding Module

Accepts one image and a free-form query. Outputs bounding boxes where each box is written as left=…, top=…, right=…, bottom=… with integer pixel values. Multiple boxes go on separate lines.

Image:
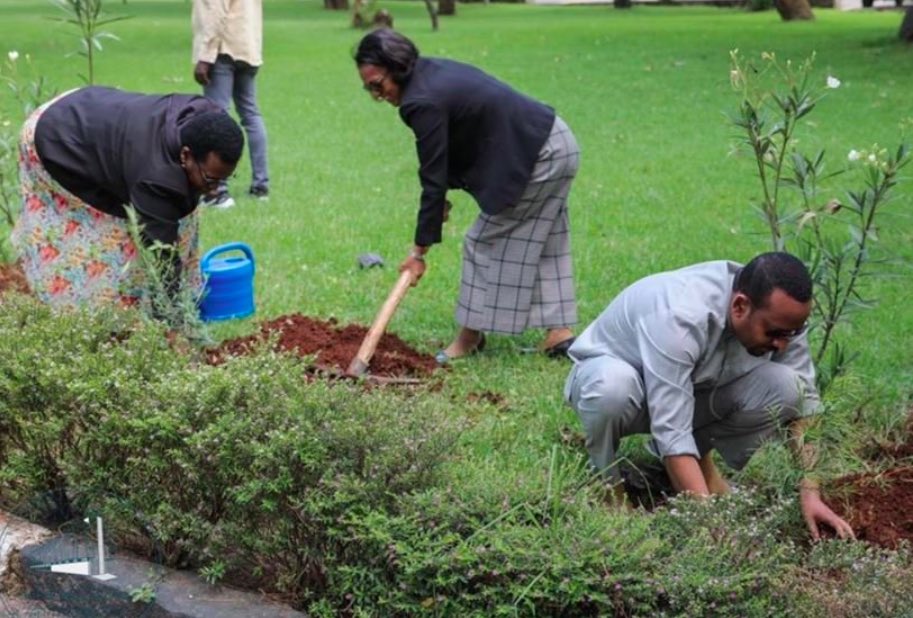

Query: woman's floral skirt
left=11, top=92, right=201, bottom=310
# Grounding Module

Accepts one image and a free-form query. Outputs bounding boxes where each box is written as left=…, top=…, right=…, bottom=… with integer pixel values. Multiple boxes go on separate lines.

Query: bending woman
left=354, top=29, right=580, bottom=361
left=14, top=86, right=243, bottom=309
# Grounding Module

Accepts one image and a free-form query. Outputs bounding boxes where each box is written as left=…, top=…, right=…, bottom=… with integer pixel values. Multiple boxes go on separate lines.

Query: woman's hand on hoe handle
left=400, top=201, right=448, bottom=284
left=400, top=246, right=427, bottom=285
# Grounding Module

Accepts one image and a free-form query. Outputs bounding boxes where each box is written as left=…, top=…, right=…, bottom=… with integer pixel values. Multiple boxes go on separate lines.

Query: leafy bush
left=0, top=294, right=179, bottom=512
left=0, top=295, right=462, bottom=607
left=743, top=0, right=774, bottom=11
left=643, top=489, right=800, bottom=617
left=3, top=294, right=912, bottom=615
left=729, top=51, right=911, bottom=395
left=318, top=450, right=656, bottom=616
left=783, top=541, right=913, bottom=618
left=316, top=452, right=804, bottom=617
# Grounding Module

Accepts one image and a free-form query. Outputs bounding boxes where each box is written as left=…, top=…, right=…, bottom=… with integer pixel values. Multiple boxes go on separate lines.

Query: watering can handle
left=201, top=242, right=255, bottom=274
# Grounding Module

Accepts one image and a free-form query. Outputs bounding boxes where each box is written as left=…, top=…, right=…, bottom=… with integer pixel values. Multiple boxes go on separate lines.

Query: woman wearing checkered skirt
left=355, top=29, right=580, bottom=362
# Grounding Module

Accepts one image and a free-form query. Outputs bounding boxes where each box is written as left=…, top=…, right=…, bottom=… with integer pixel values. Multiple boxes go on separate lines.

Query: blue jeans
left=204, top=54, right=269, bottom=192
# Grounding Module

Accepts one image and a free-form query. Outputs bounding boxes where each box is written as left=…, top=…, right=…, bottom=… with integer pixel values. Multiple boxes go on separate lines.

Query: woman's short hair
left=180, top=111, right=244, bottom=164
left=354, top=28, right=419, bottom=87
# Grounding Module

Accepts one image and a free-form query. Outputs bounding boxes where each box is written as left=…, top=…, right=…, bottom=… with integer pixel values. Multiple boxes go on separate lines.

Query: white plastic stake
left=93, top=516, right=115, bottom=580
left=96, top=517, right=105, bottom=574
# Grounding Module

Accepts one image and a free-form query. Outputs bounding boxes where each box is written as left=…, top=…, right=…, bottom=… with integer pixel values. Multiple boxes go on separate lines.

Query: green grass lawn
left=1, top=1, right=913, bottom=612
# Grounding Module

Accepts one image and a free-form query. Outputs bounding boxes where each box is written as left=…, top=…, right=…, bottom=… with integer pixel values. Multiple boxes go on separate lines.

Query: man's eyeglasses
left=193, top=158, right=231, bottom=188
left=765, top=322, right=808, bottom=340
left=363, top=74, right=389, bottom=96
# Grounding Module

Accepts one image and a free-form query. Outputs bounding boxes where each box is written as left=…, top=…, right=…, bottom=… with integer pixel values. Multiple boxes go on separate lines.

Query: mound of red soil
left=0, top=263, right=29, bottom=295
left=207, top=313, right=439, bottom=378
left=827, top=466, right=913, bottom=549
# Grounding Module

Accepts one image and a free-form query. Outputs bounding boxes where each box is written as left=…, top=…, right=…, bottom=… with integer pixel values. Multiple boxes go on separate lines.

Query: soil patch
left=0, top=594, right=67, bottom=617
left=207, top=313, right=439, bottom=378
left=824, top=412, right=913, bottom=549
left=0, top=262, right=29, bottom=295
left=0, top=263, right=435, bottom=379
left=827, top=466, right=913, bottom=549
left=466, top=391, right=507, bottom=408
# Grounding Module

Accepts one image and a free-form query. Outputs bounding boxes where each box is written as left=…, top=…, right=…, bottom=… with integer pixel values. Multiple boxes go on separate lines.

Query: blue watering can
left=199, top=242, right=256, bottom=322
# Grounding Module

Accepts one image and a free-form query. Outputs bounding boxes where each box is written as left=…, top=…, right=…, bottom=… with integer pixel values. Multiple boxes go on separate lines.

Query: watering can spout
left=199, top=242, right=256, bottom=322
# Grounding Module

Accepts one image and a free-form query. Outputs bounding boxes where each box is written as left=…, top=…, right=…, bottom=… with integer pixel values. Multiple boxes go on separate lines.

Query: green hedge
left=0, top=294, right=463, bottom=607
left=2, top=293, right=912, bottom=616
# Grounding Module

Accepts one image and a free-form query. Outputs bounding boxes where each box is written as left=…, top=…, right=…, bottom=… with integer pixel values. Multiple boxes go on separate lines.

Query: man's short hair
left=734, top=252, right=812, bottom=307
left=180, top=111, right=244, bottom=164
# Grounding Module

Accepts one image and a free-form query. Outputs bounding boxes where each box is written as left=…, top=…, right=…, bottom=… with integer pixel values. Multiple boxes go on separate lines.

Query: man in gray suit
left=565, top=252, right=854, bottom=540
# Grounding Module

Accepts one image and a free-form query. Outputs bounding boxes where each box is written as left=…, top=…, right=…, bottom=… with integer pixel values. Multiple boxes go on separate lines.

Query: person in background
left=354, top=29, right=580, bottom=363
left=192, top=0, right=270, bottom=208
left=13, top=86, right=243, bottom=309
left=564, top=252, right=855, bottom=541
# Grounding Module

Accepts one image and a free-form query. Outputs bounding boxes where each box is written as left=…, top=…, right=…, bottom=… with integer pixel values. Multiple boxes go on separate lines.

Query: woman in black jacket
left=355, top=29, right=580, bottom=362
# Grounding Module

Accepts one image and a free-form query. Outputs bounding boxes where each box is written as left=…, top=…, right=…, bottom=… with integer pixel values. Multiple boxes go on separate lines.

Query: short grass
left=1, top=0, right=912, bottom=608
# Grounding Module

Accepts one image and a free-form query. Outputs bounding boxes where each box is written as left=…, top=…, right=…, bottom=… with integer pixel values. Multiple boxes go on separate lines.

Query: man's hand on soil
left=799, top=485, right=856, bottom=541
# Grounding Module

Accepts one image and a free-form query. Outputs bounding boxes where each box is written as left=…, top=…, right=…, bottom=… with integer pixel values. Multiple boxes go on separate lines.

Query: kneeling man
left=564, top=252, right=854, bottom=540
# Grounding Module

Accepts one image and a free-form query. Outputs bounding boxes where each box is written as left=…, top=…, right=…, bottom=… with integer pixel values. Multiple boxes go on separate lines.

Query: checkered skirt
left=456, top=116, right=579, bottom=334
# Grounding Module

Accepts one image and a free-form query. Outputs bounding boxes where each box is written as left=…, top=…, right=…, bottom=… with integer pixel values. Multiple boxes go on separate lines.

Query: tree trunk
left=438, top=0, right=456, bottom=16
left=423, top=0, right=439, bottom=30
left=324, top=0, right=348, bottom=10
left=351, top=0, right=364, bottom=27
left=901, top=6, right=913, bottom=42
left=774, top=0, right=814, bottom=20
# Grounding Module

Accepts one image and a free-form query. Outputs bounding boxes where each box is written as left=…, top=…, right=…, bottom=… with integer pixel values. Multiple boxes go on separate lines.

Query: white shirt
left=192, top=0, right=263, bottom=67
left=568, top=260, right=820, bottom=458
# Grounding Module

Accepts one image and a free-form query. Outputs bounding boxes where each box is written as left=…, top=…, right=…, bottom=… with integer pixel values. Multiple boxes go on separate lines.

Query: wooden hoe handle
left=346, top=269, right=415, bottom=377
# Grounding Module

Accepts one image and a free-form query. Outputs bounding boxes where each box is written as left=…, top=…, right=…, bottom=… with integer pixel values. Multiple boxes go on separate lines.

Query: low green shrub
left=319, top=454, right=803, bottom=616
left=0, top=295, right=463, bottom=607
left=0, top=294, right=184, bottom=513
left=743, top=0, right=774, bottom=12
left=643, top=489, right=800, bottom=617
left=2, top=294, right=911, bottom=616
left=783, top=541, right=913, bottom=618
left=320, top=450, right=656, bottom=616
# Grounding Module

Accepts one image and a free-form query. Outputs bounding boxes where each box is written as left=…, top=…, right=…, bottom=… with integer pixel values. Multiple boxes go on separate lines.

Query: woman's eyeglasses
left=363, top=74, right=389, bottom=96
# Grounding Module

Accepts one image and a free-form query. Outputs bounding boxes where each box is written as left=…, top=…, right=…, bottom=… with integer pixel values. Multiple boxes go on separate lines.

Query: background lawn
left=1, top=0, right=912, bottom=612
left=6, top=1, right=908, bottom=433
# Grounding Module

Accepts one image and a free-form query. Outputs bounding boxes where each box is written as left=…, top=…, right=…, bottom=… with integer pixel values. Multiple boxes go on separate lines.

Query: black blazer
left=35, top=86, right=221, bottom=246
left=398, top=57, right=556, bottom=246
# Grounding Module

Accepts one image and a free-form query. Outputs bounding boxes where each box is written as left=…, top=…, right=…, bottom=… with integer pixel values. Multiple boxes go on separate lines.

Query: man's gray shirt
left=567, top=260, right=820, bottom=459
